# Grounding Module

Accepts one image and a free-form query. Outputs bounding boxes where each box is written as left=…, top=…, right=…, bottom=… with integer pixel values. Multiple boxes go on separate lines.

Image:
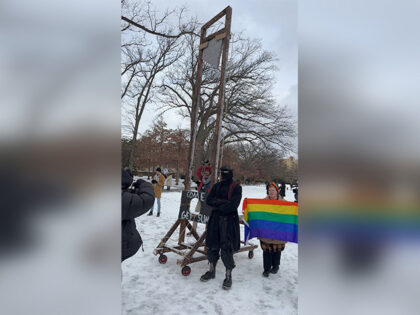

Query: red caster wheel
left=248, top=251, right=254, bottom=259
left=181, top=266, right=191, bottom=276
left=158, top=254, right=167, bottom=264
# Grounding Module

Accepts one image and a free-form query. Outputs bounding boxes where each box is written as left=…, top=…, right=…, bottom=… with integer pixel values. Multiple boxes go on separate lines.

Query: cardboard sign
left=178, top=190, right=214, bottom=224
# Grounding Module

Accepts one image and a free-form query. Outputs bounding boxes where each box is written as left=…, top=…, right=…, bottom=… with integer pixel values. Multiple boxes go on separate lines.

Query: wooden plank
left=178, top=255, right=208, bottom=266
left=185, top=26, right=206, bottom=191
left=158, top=247, right=172, bottom=255
left=234, top=244, right=258, bottom=254
left=199, top=42, right=208, bottom=50
left=180, top=231, right=207, bottom=267
left=174, top=245, right=188, bottom=250
left=179, top=243, right=206, bottom=256
left=194, top=249, right=207, bottom=255
left=185, top=221, right=200, bottom=240
left=161, top=244, right=257, bottom=257
left=210, top=6, right=232, bottom=186
left=179, top=242, right=204, bottom=249
left=156, top=246, right=176, bottom=255
left=178, top=219, right=187, bottom=244
left=154, top=219, right=181, bottom=255
left=185, top=255, right=208, bottom=264
left=156, top=245, right=185, bottom=255
left=203, top=28, right=226, bottom=42
left=215, top=32, right=227, bottom=40
left=202, top=6, right=230, bottom=30
left=165, top=246, right=188, bottom=257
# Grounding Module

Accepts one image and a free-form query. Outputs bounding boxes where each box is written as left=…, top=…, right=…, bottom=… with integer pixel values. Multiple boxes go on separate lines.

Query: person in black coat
left=292, top=184, right=298, bottom=203
left=200, top=166, right=242, bottom=290
left=279, top=181, right=286, bottom=199
left=122, top=168, right=154, bottom=262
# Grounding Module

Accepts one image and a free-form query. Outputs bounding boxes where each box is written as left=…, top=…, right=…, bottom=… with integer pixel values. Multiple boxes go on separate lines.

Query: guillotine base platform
left=153, top=216, right=258, bottom=276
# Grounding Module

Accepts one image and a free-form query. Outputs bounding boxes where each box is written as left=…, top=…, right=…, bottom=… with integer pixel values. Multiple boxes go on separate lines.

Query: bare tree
left=134, top=121, right=189, bottom=184
left=220, top=142, right=297, bottom=184
left=157, top=32, right=296, bottom=169
left=121, top=0, right=198, bottom=38
left=121, top=1, right=296, bottom=175
left=121, top=1, right=195, bottom=169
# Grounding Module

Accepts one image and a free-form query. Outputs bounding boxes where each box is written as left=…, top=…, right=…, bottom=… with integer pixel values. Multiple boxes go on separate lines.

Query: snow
left=134, top=176, right=196, bottom=191
left=122, top=185, right=298, bottom=315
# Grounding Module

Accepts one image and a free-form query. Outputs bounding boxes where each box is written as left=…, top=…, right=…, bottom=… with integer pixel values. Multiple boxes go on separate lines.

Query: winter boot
left=222, top=269, right=232, bottom=290
left=262, top=250, right=272, bottom=277
left=200, top=262, right=216, bottom=282
left=156, top=212, right=160, bottom=217
left=147, top=211, right=153, bottom=216
left=270, top=250, right=281, bottom=274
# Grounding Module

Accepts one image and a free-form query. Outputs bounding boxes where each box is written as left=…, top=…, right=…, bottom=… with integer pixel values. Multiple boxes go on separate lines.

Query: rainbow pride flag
left=243, top=198, right=298, bottom=243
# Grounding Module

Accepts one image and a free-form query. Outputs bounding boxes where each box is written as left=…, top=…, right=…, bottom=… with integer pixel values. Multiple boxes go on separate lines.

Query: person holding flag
left=243, top=182, right=298, bottom=278
left=259, top=182, right=287, bottom=277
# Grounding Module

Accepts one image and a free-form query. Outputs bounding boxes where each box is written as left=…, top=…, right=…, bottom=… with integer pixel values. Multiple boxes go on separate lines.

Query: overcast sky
left=134, top=0, right=297, bottom=143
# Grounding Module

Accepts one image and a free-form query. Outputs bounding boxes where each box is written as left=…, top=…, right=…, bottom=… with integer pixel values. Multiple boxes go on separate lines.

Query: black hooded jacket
left=205, top=178, right=242, bottom=252
left=122, top=169, right=154, bottom=262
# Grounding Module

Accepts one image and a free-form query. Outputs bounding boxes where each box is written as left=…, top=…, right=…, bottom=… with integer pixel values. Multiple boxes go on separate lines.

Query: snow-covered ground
left=122, top=185, right=298, bottom=315
left=133, top=176, right=196, bottom=191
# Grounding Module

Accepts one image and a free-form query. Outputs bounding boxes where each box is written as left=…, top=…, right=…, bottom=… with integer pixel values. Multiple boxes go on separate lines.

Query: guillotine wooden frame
left=153, top=6, right=257, bottom=276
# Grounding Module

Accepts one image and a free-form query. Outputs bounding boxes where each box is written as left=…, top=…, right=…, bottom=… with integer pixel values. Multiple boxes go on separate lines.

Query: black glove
left=132, top=179, right=145, bottom=188
left=152, top=179, right=157, bottom=184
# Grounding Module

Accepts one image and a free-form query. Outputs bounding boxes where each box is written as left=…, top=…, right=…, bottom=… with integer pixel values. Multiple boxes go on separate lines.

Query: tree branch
left=121, top=16, right=199, bottom=38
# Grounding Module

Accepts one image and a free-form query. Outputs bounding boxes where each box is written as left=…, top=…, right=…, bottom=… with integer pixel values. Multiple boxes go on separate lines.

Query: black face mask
left=221, top=171, right=233, bottom=181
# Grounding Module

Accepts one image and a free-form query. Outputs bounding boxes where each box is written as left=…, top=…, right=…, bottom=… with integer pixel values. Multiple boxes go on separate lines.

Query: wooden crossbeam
left=199, top=42, right=208, bottom=50
left=203, top=28, right=227, bottom=42
left=180, top=231, right=207, bottom=267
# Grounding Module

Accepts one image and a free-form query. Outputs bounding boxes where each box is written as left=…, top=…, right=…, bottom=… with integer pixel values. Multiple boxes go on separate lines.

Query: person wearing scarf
left=260, top=182, right=286, bottom=277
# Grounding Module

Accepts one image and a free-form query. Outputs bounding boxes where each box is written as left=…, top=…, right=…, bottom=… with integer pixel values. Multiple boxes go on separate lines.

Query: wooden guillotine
left=153, top=6, right=257, bottom=276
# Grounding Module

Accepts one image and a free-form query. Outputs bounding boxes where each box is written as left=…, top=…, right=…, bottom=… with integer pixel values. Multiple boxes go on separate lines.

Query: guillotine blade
left=202, top=37, right=223, bottom=69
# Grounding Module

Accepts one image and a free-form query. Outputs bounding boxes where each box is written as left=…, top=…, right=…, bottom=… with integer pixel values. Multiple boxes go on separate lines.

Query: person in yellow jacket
left=148, top=168, right=165, bottom=217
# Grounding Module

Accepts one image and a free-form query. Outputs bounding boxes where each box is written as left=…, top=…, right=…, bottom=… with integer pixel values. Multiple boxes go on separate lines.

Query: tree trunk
left=176, top=159, right=179, bottom=185
left=128, top=118, right=140, bottom=170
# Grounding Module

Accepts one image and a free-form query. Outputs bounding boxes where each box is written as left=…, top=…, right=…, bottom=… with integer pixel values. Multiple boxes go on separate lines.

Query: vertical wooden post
left=184, top=28, right=207, bottom=191
left=181, top=29, right=207, bottom=244
left=211, top=7, right=232, bottom=187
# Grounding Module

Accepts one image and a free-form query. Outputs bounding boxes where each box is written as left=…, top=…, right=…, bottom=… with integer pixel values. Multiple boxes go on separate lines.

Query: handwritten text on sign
left=178, top=190, right=213, bottom=224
